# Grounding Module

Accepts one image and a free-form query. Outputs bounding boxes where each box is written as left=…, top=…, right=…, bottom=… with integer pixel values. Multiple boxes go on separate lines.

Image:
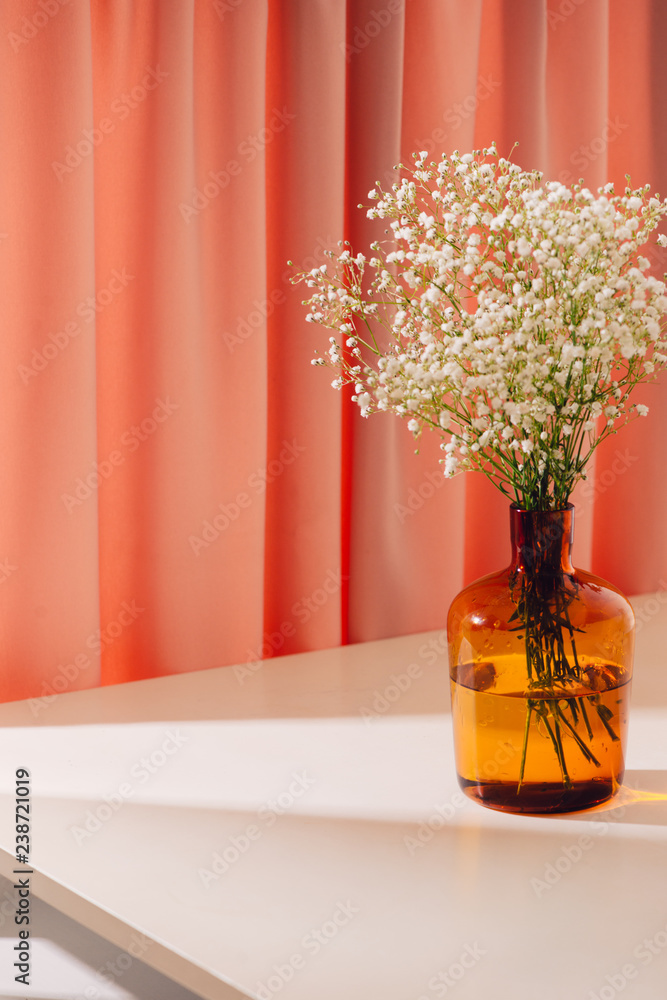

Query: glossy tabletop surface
left=0, top=594, right=665, bottom=999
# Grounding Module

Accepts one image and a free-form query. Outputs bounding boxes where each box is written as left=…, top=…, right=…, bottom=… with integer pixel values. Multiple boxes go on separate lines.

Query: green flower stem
left=540, top=710, right=572, bottom=789
left=517, top=699, right=533, bottom=793
left=553, top=701, right=601, bottom=767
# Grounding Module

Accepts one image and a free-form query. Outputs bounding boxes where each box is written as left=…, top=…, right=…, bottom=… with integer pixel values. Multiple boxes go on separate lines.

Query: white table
left=0, top=594, right=666, bottom=999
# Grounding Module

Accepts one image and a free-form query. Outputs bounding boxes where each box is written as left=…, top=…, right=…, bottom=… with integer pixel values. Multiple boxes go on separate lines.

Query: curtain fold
left=0, top=0, right=665, bottom=704
left=264, top=0, right=347, bottom=660
left=0, top=0, right=100, bottom=703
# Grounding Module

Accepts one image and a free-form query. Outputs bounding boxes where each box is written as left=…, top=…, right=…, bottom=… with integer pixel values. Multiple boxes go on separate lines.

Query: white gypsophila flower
left=356, top=392, right=372, bottom=415
left=293, top=144, right=667, bottom=509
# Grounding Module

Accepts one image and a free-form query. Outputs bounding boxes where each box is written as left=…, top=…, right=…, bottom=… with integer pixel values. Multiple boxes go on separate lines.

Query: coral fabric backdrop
left=0, top=0, right=665, bottom=704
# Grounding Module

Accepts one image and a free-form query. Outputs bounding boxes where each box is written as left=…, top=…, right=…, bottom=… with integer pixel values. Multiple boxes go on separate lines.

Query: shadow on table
left=575, top=769, right=667, bottom=827
left=0, top=874, right=202, bottom=1000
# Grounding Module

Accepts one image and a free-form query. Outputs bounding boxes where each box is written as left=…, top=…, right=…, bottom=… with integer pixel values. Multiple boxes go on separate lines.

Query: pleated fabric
left=0, top=0, right=664, bottom=702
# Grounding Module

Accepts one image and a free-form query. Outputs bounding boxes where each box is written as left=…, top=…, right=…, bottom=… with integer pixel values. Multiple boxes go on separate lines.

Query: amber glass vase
left=448, top=503, right=634, bottom=814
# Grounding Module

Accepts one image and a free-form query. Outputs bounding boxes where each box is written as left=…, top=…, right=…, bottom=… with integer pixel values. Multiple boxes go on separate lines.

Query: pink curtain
left=0, top=0, right=665, bottom=704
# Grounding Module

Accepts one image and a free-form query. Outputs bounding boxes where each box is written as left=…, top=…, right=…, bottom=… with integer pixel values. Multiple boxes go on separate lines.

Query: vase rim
left=509, top=502, right=574, bottom=513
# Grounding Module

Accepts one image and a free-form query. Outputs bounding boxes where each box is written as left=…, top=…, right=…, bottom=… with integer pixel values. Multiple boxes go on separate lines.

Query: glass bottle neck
left=509, top=504, right=575, bottom=577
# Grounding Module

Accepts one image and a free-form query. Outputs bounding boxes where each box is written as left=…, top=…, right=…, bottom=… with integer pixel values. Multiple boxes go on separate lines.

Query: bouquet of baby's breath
left=293, top=145, right=667, bottom=791
left=292, top=143, right=667, bottom=511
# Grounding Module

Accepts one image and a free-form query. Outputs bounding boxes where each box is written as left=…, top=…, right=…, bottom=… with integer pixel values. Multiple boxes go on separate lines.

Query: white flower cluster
left=294, top=144, right=667, bottom=508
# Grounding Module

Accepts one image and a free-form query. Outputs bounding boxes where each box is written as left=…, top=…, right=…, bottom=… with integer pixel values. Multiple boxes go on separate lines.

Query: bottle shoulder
left=447, top=566, right=635, bottom=631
